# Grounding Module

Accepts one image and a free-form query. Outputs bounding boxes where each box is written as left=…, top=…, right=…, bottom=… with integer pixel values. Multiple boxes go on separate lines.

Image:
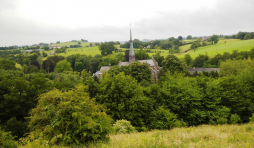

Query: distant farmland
left=47, top=39, right=254, bottom=59
left=176, top=39, right=254, bottom=59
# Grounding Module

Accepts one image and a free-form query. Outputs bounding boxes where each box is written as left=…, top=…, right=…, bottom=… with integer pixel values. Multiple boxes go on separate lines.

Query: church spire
left=129, top=24, right=135, bottom=63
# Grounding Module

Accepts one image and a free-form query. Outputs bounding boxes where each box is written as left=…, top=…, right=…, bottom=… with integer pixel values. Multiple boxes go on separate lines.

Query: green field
left=177, top=39, right=254, bottom=59
left=51, top=41, right=90, bottom=47
left=57, top=46, right=101, bottom=57
left=46, top=39, right=254, bottom=60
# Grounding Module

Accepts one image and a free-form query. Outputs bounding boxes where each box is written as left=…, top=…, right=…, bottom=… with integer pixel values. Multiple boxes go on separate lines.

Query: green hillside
left=51, top=41, right=90, bottom=47
left=46, top=39, right=254, bottom=60
left=177, top=39, right=254, bottom=59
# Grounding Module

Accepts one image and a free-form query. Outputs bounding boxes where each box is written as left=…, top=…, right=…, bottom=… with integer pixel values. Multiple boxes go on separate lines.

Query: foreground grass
left=22, top=123, right=254, bottom=148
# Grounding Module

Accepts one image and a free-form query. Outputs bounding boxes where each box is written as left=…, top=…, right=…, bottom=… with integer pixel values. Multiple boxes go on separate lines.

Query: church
left=93, top=28, right=161, bottom=83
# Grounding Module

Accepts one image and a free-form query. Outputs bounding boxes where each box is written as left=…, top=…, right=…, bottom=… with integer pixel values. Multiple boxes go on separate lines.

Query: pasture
left=57, top=46, right=101, bottom=57
left=177, top=39, right=254, bottom=59
left=50, top=41, right=90, bottom=47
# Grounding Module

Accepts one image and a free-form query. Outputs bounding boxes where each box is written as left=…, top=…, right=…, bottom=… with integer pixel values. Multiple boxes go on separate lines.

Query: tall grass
left=22, top=123, right=254, bottom=147
left=85, top=123, right=254, bottom=148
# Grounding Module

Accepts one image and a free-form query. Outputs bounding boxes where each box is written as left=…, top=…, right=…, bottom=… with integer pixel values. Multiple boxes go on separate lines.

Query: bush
left=0, top=127, right=18, bottom=148
left=148, top=106, right=186, bottom=129
left=28, top=86, right=113, bottom=145
left=112, top=120, right=136, bottom=134
left=230, top=114, right=241, bottom=124
left=217, top=118, right=228, bottom=125
left=249, top=113, right=254, bottom=122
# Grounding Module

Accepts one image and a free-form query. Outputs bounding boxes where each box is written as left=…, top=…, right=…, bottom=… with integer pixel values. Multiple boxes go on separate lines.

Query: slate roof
left=186, top=68, right=220, bottom=74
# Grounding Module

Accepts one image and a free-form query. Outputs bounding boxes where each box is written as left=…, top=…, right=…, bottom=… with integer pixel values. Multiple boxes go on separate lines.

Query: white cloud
left=0, top=0, right=253, bottom=46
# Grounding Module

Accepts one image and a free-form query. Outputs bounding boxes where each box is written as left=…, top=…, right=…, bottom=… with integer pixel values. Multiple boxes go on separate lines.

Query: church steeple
left=129, top=25, right=135, bottom=63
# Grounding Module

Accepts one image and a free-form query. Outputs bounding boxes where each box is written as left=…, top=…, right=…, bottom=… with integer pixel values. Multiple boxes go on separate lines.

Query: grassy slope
left=23, top=123, right=254, bottom=147
left=87, top=123, right=254, bottom=148
left=177, top=39, right=254, bottom=59
left=51, top=41, right=90, bottom=47
left=57, top=46, right=101, bottom=57
left=46, top=39, right=254, bottom=60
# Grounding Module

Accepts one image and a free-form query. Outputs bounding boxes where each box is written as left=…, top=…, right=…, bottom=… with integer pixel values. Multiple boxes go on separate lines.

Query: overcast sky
left=0, top=0, right=253, bottom=46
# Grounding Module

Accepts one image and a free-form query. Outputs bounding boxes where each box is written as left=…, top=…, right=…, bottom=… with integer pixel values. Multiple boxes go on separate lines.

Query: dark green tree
left=178, top=36, right=183, bottom=40
left=42, top=60, right=54, bottom=73
left=99, top=43, right=116, bottom=55
left=96, top=73, right=154, bottom=129
left=135, top=50, right=150, bottom=60
left=161, top=54, right=187, bottom=75
left=209, top=35, right=219, bottom=44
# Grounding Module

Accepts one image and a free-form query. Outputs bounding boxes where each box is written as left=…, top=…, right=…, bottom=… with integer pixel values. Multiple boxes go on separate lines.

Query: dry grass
left=86, top=123, right=254, bottom=148
left=21, top=123, right=254, bottom=147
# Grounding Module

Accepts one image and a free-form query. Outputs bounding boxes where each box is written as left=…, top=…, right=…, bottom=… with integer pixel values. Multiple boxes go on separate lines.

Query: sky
left=0, top=0, right=253, bottom=46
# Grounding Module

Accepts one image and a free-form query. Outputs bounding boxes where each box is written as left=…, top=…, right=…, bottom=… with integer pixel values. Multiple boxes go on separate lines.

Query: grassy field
left=23, top=122, right=254, bottom=148
left=177, top=39, right=254, bottom=59
left=45, top=39, right=254, bottom=60
left=51, top=41, right=90, bottom=47
left=57, top=46, right=101, bottom=57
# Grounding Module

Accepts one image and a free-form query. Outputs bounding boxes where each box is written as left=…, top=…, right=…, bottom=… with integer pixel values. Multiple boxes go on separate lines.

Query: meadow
left=45, top=39, right=254, bottom=60
left=50, top=41, right=90, bottom=47
left=23, top=122, right=254, bottom=148
left=177, top=39, right=254, bottom=59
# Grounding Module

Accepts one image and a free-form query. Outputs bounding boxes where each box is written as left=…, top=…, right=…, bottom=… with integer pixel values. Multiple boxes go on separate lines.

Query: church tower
left=129, top=26, right=135, bottom=63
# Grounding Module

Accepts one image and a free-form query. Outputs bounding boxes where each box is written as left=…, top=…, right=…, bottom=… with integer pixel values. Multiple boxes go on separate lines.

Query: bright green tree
left=54, top=60, right=72, bottom=72
left=28, top=86, right=113, bottom=145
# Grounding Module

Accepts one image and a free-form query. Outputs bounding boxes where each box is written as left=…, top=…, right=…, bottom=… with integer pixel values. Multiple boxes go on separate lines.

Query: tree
left=99, top=43, right=116, bottom=55
left=0, top=58, right=16, bottom=70
left=124, top=50, right=129, bottom=61
left=129, top=61, right=152, bottom=84
left=152, top=52, right=165, bottom=67
left=184, top=54, right=192, bottom=66
left=30, top=61, right=40, bottom=70
left=78, top=41, right=81, bottom=45
left=135, top=50, right=150, bottom=60
left=28, top=86, right=113, bottom=145
left=75, top=62, right=84, bottom=74
left=209, top=35, right=219, bottom=44
left=187, top=35, right=192, bottom=39
left=89, top=43, right=93, bottom=47
left=161, top=54, right=187, bottom=75
left=193, top=54, right=209, bottom=67
left=96, top=73, right=154, bottom=129
left=42, top=52, right=47, bottom=57
left=66, top=54, right=80, bottom=70
left=47, top=55, right=65, bottom=66
left=244, top=34, right=250, bottom=40
left=42, top=60, right=54, bottom=73
left=178, top=36, right=183, bottom=40
left=54, top=60, right=72, bottom=72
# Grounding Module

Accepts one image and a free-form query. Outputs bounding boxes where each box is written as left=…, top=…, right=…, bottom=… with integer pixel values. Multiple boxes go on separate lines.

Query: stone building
left=93, top=28, right=161, bottom=83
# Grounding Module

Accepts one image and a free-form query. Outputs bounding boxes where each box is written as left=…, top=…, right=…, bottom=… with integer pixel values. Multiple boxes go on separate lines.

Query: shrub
left=217, top=118, right=228, bottom=125
left=148, top=106, right=186, bottom=129
left=0, top=127, right=18, bottom=148
left=28, top=86, right=113, bottom=145
left=230, top=114, right=241, bottom=124
left=249, top=113, right=254, bottom=122
left=112, top=120, right=136, bottom=134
